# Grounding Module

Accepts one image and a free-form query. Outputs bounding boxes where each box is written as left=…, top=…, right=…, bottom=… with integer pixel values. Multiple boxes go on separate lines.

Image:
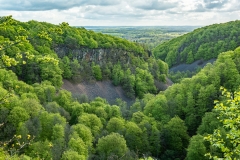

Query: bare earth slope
left=169, top=59, right=216, bottom=72
left=62, top=79, right=133, bottom=104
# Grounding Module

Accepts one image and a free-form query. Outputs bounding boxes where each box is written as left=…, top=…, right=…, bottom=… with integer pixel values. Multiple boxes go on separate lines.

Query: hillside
left=145, top=46, right=240, bottom=159
left=153, top=20, right=240, bottom=67
left=2, top=45, right=240, bottom=159
left=0, top=16, right=168, bottom=99
left=2, top=16, right=240, bottom=160
left=0, top=16, right=171, bottom=160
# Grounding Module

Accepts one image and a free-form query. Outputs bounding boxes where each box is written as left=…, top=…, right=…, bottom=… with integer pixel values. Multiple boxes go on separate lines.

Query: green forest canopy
left=153, top=20, right=240, bottom=67
left=1, top=16, right=240, bottom=159
left=1, top=47, right=240, bottom=159
left=0, top=16, right=168, bottom=99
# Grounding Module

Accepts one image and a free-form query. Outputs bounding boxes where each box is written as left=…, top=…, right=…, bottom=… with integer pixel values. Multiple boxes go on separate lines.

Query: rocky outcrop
left=54, top=46, right=132, bottom=65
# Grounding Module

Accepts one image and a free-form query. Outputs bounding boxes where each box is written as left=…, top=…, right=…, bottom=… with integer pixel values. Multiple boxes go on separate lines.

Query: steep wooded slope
left=153, top=20, right=240, bottom=67
left=0, top=16, right=168, bottom=99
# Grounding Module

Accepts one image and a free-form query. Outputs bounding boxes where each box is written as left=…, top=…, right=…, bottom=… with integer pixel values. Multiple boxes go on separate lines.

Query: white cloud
left=0, top=0, right=239, bottom=26
left=0, top=0, right=121, bottom=11
left=130, top=0, right=179, bottom=10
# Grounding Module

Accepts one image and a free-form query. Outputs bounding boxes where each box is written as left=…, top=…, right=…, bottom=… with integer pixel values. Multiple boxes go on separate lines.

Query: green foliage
left=106, top=117, right=125, bottom=134
left=135, top=67, right=157, bottom=98
left=70, top=59, right=80, bottom=78
left=197, top=112, right=221, bottom=135
left=0, top=16, right=30, bottom=68
left=61, top=150, right=85, bottom=160
left=71, top=124, right=93, bottom=147
left=168, top=69, right=200, bottom=83
left=91, top=63, right=102, bottom=81
left=78, top=113, right=103, bottom=136
left=54, top=90, right=72, bottom=111
left=21, top=98, right=44, bottom=117
left=158, top=47, right=240, bottom=137
left=1, top=16, right=169, bottom=99
left=0, top=16, right=62, bottom=87
left=112, top=63, right=124, bottom=86
left=204, top=88, right=240, bottom=159
left=215, top=51, right=240, bottom=92
left=125, top=121, right=144, bottom=153
left=28, top=140, right=53, bottom=159
left=68, top=136, right=88, bottom=159
left=161, top=116, right=190, bottom=159
left=143, top=94, right=168, bottom=121
left=8, top=107, right=30, bottom=127
left=186, top=135, right=207, bottom=160
left=2, top=16, right=240, bottom=160
left=0, top=134, right=34, bottom=158
left=121, top=69, right=135, bottom=98
left=39, top=59, right=63, bottom=87
left=52, top=124, right=65, bottom=160
left=39, top=111, right=66, bottom=140
left=33, top=81, right=56, bottom=104
left=60, top=56, right=72, bottom=79
left=96, top=133, right=128, bottom=159
left=153, top=20, right=240, bottom=67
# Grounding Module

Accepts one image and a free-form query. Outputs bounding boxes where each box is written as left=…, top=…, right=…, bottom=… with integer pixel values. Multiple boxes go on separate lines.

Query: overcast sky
left=0, top=0, right=240, bottom=26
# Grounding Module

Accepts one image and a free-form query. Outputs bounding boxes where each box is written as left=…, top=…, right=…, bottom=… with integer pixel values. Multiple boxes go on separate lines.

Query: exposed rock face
left=54, top=46, right=131, bottom=65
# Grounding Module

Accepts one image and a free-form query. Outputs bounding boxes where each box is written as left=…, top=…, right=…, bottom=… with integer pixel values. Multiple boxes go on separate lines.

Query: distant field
left=82, top=26, right=200, bottom=49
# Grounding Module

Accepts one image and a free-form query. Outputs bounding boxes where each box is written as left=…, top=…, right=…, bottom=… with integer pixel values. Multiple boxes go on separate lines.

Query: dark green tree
left=161, top=116, right=190, bottom=159
left=186, top=135, right=207, bottom=160
left=91, top=63, right=102, bottom=81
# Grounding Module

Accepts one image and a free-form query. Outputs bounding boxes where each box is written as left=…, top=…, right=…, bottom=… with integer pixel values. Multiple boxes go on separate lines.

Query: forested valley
left=1, top=16, right=240, bottom=160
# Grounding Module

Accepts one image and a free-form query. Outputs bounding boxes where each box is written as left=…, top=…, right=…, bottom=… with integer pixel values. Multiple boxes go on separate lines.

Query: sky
left=0, top=0, right=240, bottom=26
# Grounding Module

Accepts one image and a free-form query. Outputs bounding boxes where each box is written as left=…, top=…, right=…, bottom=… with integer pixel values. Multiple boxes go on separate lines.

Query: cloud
left=0, top=0, right=239, bottom=26
left=0, top=0, right=120, bottom=11
left=86, top=5, right=145, bottom=18
left=218, top=0, right=240, bottom=12
left=130, top=0, right=178, bottom=10
left=203, top=0, right=229, bottom=9
left=186, top=2, right=207, bottom=12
